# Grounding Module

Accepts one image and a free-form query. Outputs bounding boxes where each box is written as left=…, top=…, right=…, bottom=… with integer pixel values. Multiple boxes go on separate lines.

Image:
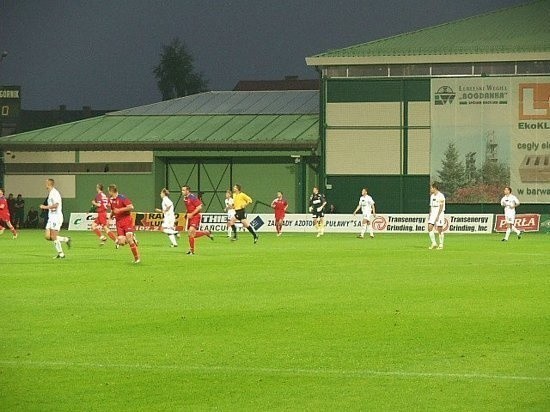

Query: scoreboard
left=0, top=86, right=21, bottom=119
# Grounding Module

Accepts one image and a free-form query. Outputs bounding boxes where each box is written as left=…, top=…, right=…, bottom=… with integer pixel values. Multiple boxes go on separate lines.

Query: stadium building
left=0, top=0, right=548, bottom=217
left=306, top=0, right=549, bottom=213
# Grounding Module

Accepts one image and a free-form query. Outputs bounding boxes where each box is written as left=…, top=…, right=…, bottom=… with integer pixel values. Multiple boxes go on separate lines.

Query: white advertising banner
left=431, top=76, right=550, bottom=203
left=70, top=212, right=494, bottom=234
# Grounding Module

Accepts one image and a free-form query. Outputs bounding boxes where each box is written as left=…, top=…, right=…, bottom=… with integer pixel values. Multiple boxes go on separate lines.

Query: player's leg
left=228, top=216, right=238, bottom=240
left=49, top=228, right=66, bottom=258
left=366, top=217, right=374, bottom=238
left=126, top=231, right=140, bottom=263
left=427, top=222, right=437, bottom=248
left=241, top=218, right=258, bottom=242
left=3, top=218, right=17, bottom=238
left=437, top=226, right=444, bottom=249
left=187, top=225, right=197, bottom=254
left=359, top=217, right=367, bottom=238
left=503, top=222, right=512, bottom=240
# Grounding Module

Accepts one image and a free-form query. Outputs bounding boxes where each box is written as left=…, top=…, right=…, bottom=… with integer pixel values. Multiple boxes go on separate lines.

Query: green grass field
left=0, top=229, right=548, bottom=411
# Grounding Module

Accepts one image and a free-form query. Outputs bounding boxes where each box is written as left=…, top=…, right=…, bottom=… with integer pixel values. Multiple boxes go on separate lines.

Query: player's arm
left=271, top=199, right=277, bottom=209
left=353, top=202, right=361, bottom=215
left=514, top=197, right=520, bottom=208
left=319, top=195, right=327, bottom=211
left=371, top=203, right=376, bottom=216
left=40, top=201, right=58, bottom=211
left=284, top=202, right=288, bottom=212
left=113, top=202, right=134, bottom=215
left=188, top=202, right=202, bottom=218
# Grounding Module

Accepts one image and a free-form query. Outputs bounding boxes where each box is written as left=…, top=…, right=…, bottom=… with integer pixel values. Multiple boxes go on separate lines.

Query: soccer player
left=224, top=189, right=235, bottom=238
left=91, top=183, right=116, bottom=245
left=108, top=184, right=140, bottom=263
left=40, top=178, right=71, bottom=258
left=353, top=187, right=376, bottom=239
left=309, top=186, right=327, bottom=237
left=500, top=186, right=522, bottom=241
left=181, top=185, right=213, bottom=255
left=155, top=188, right=179, bottom=247
left=228, top=184, right=258, bottom=243
left=271, top=191, right=288, bottom=236
left=427, top=182, right=445, bottom=250
left=0, top=188, right=18, bottom=238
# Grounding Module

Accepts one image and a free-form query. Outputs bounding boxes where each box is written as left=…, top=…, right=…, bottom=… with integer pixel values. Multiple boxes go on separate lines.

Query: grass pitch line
left=1, top=360, right=548, bottom=383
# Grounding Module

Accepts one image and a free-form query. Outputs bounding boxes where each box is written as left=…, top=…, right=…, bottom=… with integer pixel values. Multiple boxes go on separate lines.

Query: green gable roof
left=0, top=91, right=320, bottom=151
left=306, top=1, right=550, bottom=66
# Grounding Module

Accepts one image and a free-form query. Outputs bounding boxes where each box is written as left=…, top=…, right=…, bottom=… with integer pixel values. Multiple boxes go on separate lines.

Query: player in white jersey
left=353, top=187, right=376, bottom=238
left=224, top=189, right=236, bottom=238
left=500, top=186, right=522, bottom=241
left=40, top=178, right=71, bottom=258
left=155, top=188, right=179, bottom=247
left=427, top=182, right=445, bottom=250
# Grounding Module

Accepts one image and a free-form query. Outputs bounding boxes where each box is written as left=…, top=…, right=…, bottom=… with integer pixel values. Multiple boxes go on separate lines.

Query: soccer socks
left=130, top=243, right=140, bottom=261
left=107, top=231, right=117, bottom=241
left=438, top=232, right=444, bottom=246
left=512, top=225, right=521, bottom=235
left=168, top=234, right=178, bottom=246
left=360, top=224, right=367, bottom=237
left=188, top=236, right=195, bottom=253
left=93, top=228, right=102, bottom=237
left=429, top=230, right=436, bottom=244
left=53, top=239, right=64, bottom=254
left=504, top=228, right=511, bottom=240
left=58, top=236, right=69, bottom=243
left=247, top=226, right=257, bottom=239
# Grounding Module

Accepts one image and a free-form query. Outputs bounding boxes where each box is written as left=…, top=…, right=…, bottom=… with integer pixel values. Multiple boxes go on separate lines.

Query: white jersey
left=225, top=197, right=236, bottom=219
left=501, top=194, right=520, bottom=223
left=161, top=197, right=175, bottom=228
left=358, top=195, right=375, bottom=218
left=46, top=187, right=63, bottom=230
left=428, top=191, right=445, bottom=226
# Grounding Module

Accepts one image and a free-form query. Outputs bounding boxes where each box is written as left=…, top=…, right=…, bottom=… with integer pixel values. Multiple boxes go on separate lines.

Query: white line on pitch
left=0, top=360, right=548, bottom=382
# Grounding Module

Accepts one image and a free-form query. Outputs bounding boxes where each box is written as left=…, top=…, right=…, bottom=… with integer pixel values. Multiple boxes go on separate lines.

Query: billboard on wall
left=431, top=76, right=550, bottom=203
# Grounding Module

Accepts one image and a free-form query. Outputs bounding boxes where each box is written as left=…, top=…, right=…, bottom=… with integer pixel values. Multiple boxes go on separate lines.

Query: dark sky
left=0, top=0, right=527, bottom=110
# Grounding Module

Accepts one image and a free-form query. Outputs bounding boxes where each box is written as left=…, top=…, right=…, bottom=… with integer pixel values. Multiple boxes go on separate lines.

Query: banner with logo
left=493, top=213, right=540, bottom=233
left=71, top=212, right=493, bottom=234
left=68, top=212, right=186, bottom=231
left=431, top=76, right=550, bottom=203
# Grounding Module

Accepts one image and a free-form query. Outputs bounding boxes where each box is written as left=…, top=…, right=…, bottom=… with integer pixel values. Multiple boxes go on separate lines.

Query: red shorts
left=187, top=214, right=201, bottom=229
left=94, top=211, right=108, bottom=226
left=115, top=215, right=134, bottom=236
left=275, top=213, right=285, bottom=221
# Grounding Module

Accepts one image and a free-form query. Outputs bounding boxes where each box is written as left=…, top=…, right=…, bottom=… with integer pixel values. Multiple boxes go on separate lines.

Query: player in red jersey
left=181, top=185, right=213, bottom=255
left=91, top=184, right=116, bottom=245
left=271, top=191, right=288, bottom=236
left=108, top=184, right=140, bottom=263
left=0, top=188, right=18, bottom=238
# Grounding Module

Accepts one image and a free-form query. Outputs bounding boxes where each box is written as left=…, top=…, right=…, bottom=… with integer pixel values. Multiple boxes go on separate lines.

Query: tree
left=437, top=142, right=466, bottom=196
left=153, top=38, right=208, bottom=100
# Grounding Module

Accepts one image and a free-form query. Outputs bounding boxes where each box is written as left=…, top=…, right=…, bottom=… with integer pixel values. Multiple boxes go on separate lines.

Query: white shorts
left=227, top=210, right=236, bottom=220
left=162, top=216, right=176, bottom=229
left=46, top=216, right=63, bottom=231
left=361, top=213, right=373, bottom=222
left=504, top=211, right=516, bottom=224
left=428, top=212, right=445, bottom=227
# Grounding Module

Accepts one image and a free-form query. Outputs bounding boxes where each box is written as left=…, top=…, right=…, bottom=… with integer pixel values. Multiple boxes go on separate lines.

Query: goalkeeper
left=308, top=186, right=327, bottom=237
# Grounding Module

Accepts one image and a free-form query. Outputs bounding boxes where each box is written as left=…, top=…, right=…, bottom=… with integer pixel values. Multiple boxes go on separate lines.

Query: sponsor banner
left=493, top=213, right=540, bottom=233
left=431, top=76, right=550, bottom=204
left=68, top=212, right=186, bottom=231
left=200, top=213, right=494, bottom=234
left=70, top=212, right=494, bottom=233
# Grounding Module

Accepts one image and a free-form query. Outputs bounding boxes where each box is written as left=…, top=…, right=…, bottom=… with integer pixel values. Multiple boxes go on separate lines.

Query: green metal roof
left=0, top=91, right=320, bottom=151
left=307, top=0, right=550, bottom=65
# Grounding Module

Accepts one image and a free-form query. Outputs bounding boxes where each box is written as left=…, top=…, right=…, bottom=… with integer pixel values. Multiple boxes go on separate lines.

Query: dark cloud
left=0, top=0, right=526, bottom=110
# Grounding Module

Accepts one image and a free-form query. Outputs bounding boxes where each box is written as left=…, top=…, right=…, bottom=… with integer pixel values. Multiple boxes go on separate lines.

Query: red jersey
left=0, top=196, right=10, bottom=220
left=272, top=198, right=287, bottom=218
left=95, top=192, right=109, bottom=214
left=109, top=194, right=133, bottom=221
left=184, top=193, right=202, bottom=214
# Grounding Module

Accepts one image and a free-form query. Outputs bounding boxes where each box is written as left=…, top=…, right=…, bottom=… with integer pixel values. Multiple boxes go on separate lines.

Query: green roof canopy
left=0, top=91, right=320, bottom=151
left=307, top=1, right=550, bottom=66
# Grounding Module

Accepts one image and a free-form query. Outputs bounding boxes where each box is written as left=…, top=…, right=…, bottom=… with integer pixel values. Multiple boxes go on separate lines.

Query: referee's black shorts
left=235, top=208, right=246, bottom=221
